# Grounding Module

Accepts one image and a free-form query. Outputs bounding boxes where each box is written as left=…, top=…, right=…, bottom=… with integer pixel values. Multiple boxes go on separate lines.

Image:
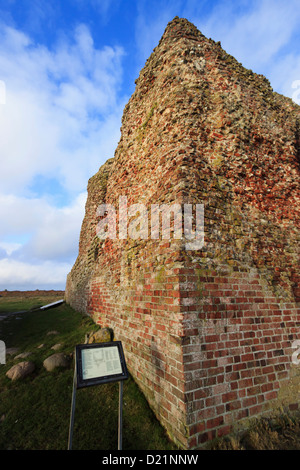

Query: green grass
left=0, top=290, right=64, bottom=314
left=0, top=297, right=177, bottom=450
left=209, top=415, right=300, bottom=451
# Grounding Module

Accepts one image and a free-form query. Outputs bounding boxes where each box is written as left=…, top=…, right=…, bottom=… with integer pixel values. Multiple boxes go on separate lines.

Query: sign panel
left=75, top=341, right=128, bottom=388
left=0, top=340, right=5, bottom=365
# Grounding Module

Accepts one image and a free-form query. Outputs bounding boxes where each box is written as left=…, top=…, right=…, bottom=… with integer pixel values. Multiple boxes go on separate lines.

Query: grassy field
left=1, top=291, right=300, bottom=451
left=0, top=291, right=177, bottom=451
left=0, top=290, right=65, bottom=314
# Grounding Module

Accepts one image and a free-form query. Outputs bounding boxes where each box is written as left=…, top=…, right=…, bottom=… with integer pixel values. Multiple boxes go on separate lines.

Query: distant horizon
left=0, top=288, right=65, bottom=293
left=0, top=0, right=300, bottom=290
left=0, top=288, right=65, bottom=297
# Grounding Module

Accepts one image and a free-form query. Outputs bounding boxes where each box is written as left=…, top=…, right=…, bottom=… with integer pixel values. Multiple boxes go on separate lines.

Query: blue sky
left=0, top=0, right=299, bottom=290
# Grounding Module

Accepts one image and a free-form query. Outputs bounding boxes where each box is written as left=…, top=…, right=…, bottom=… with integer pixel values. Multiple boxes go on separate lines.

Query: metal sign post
left=68, top=341, right=128, bottom=450
left=118, top=380, right=123, bottom=449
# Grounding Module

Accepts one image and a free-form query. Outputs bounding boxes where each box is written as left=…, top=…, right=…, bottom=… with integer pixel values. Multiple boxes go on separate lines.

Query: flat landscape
left=0, top=290, right=65, bottom=315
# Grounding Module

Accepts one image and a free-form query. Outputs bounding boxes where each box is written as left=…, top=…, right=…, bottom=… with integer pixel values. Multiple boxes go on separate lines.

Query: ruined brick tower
left=65, top=17, right=300, bottom=448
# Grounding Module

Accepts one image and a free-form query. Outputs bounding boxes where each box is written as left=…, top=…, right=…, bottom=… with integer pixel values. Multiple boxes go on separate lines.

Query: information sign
left=68, top=341, right=128, bottom=450
left=75, top=341, right=128, bottom=388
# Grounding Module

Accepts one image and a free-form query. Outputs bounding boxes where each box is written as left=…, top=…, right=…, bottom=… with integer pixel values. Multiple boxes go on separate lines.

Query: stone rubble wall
left=66, top=17, right=300, bottom=448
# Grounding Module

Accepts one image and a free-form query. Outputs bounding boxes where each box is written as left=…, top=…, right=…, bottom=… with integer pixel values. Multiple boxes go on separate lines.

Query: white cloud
left=0, top=22, right=124, bottom=194
left=0, top=192, right=86, bottom=289
left=0, top=242, right=22, bottom=256
left=0, top=258, right=71, bottom=290
left=0, top=191, right=86, bottom=260
left=0, top=21, right=125, bottom=289
left=19, top=192, right=87, bottom=262
left=0, top=193, right=46, bottom=237
left=201, top=0, right=300, bottom=64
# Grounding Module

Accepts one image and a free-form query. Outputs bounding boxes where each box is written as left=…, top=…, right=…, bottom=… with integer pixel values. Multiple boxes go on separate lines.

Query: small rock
left=43, top=353, right=69, bottom=372
left=6, top=361, right=35, bottom=381
left=15, top=352, right=32, bottom=359
left=47, top=330, right=59, bottom=336
left=51, top=343, right=62, bottom=351
left=87, top=327, right=112, bottom=344
left=6, top=347, right=19, bottom=356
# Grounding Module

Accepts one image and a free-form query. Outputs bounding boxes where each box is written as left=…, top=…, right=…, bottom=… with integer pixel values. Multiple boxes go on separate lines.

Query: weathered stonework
left=66, top=17, right=300, bottom=448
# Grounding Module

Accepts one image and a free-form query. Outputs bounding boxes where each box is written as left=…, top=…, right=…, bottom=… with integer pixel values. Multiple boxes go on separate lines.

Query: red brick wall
left=66, top=242, right=300, bottom=448
left=179, top=264, right=300, bottom=447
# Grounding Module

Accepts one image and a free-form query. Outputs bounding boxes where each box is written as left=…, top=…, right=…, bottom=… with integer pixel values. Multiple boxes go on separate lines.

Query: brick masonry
left=65, top=17, right=300, bottom=448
